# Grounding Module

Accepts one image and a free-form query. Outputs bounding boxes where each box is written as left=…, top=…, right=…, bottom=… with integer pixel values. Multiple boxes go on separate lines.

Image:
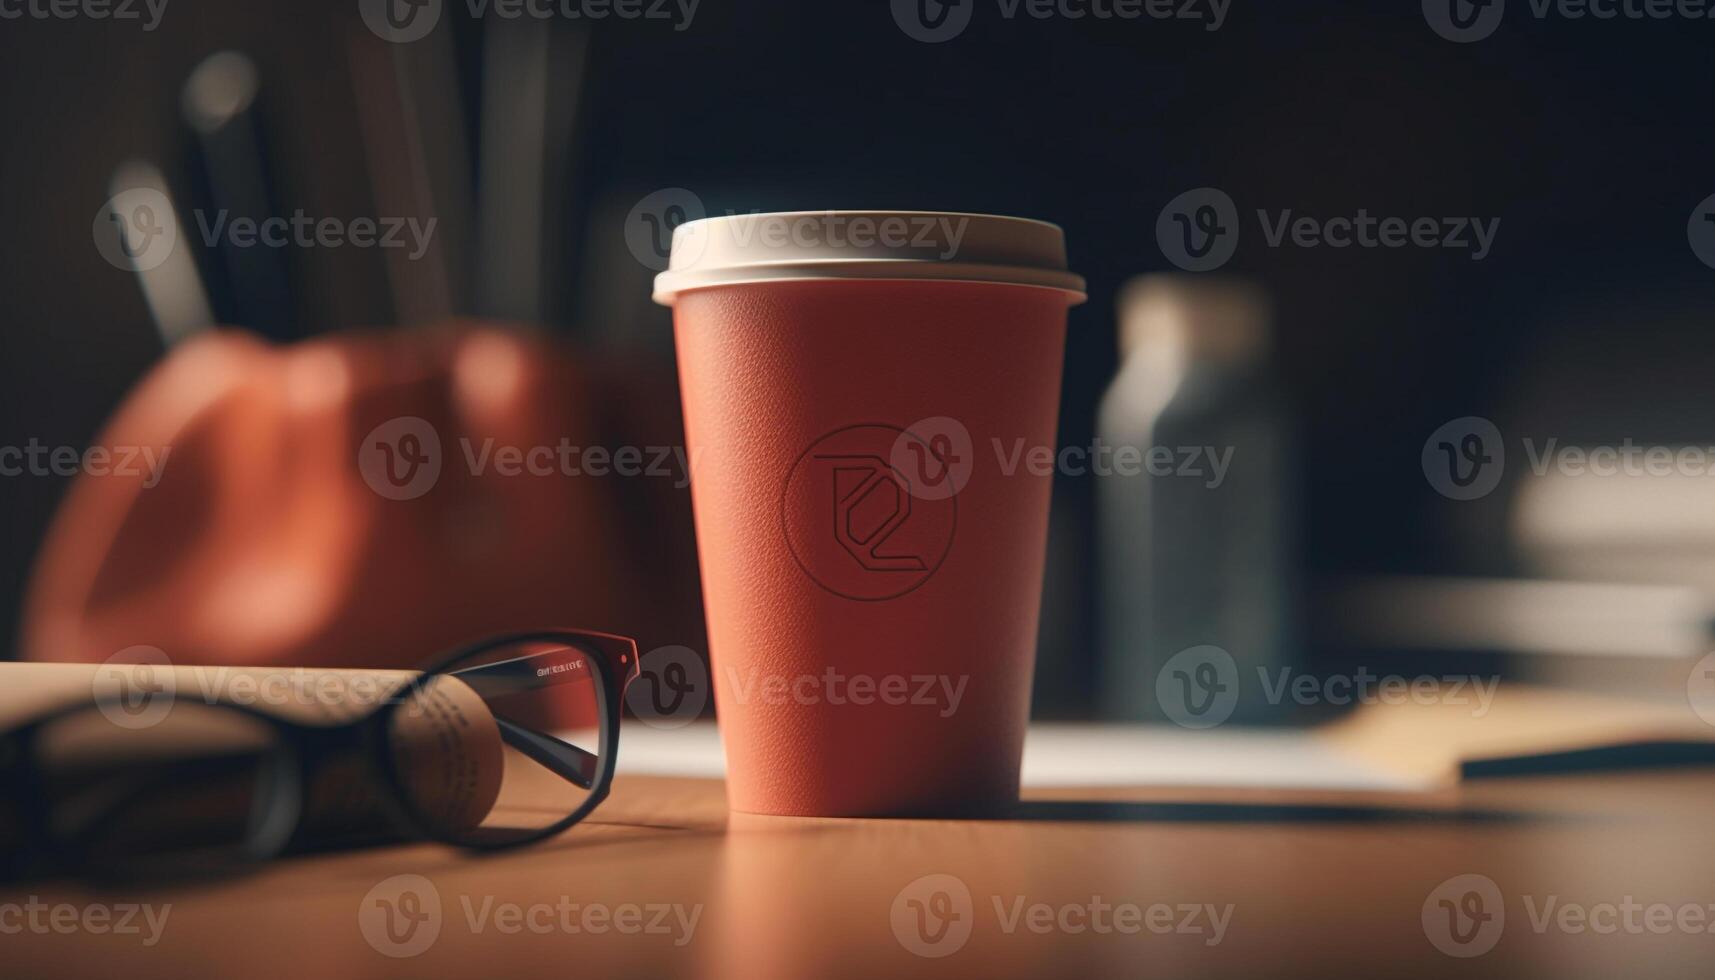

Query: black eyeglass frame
left=0, top=696, right=306, bottom=881
left=375, top=627, right=641, bottom=852
left=0, top=627, right=642, bottom=878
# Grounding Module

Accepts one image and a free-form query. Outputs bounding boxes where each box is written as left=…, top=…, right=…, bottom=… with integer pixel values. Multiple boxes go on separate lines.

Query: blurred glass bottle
left=1097, top=276, right=1299, bottom=722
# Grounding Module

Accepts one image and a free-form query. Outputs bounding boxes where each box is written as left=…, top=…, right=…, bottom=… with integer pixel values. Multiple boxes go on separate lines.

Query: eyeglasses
left=0, top=629, right=640, bottom=880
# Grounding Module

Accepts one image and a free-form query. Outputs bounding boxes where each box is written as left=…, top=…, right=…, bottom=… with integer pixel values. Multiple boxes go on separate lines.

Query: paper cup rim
left=651, top=210, right=1087, bottom=305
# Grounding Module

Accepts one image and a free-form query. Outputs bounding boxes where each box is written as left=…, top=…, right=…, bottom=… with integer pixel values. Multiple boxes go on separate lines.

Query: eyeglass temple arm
left=492, top=718, right=596, bottom=790
left=443, top=643, right=634, bottom=793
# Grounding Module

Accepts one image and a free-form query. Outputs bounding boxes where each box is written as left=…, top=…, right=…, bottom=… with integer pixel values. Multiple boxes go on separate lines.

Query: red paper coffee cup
left=654, top=211, right=1084, bottom=816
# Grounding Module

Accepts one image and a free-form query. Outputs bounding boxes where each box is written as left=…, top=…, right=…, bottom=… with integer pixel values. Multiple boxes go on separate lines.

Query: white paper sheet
left=612, top=722, right=1431, bottom=792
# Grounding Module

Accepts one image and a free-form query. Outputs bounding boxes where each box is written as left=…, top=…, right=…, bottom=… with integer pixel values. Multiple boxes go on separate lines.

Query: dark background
left=4, top=0, right=1714, bottom=703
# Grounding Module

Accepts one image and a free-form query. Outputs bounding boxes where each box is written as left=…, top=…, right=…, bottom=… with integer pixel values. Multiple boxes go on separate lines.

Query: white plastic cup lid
left=651, top=210, right=1086, bottom=305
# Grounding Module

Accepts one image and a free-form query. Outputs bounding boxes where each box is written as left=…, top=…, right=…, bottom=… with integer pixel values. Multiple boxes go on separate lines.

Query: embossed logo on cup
left=782, top=424, right=957, bottom=601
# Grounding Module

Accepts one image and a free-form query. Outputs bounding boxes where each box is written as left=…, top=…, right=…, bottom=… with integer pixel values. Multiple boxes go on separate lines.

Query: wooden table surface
left=5, top=768, right=1715, bottom=979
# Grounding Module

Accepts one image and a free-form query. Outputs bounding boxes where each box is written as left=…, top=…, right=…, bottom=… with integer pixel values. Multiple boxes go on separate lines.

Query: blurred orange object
left=22, top=324, right=684, bottom=673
